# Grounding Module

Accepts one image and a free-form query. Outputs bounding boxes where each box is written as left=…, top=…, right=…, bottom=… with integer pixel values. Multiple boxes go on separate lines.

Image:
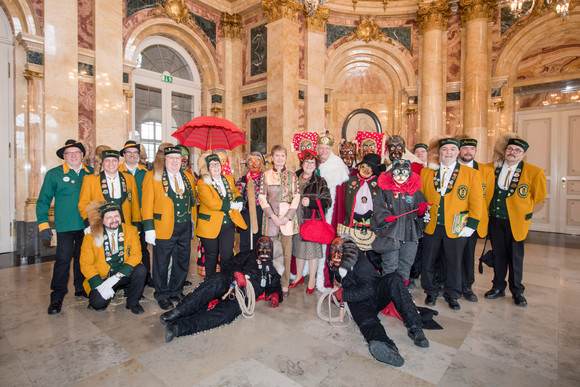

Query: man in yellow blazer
left=142, top=145, right=197, bottom=311
left=80, top=201, right=146, bottom=314
left=456, top=136, right=495, bottom=302
left=420, top=137, right=484, bottom=310
left=78, top=149, right=141, bottom=231
left=484, top=135, right=547, bottom=307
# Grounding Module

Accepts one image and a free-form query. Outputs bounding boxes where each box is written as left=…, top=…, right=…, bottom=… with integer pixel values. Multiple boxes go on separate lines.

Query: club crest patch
left=517, top=184, right=529, bottom=198
left=457, top=185, right=468, bottom=200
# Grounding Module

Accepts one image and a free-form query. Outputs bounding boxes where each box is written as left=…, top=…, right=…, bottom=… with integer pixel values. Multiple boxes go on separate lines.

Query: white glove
left=84, top=226, right=91, bottom=235
left=230, top=201, right=243, bottom=212
left=458, top=226, right=475, bottom=238
left=95, top=276, right=120, bottom=300
left=145, top=230, right=156, bottom=245
left=423, top=211, right=431, bottom=223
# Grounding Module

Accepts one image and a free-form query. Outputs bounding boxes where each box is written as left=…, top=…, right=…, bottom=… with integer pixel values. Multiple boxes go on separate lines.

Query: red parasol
left=172, top=116, right=246, bottom=151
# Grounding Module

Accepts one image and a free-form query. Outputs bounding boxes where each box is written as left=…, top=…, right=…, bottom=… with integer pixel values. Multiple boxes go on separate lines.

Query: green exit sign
left=162, top=74, right=173, bottom=83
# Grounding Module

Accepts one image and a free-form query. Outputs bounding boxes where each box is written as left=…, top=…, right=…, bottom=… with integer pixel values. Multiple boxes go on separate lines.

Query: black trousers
left=409, top=237, right=423, bottom=279
left=489, top=217, right=525, bottom=295
left=239, top=206, right=263, bottom=253
left=153, top=222, right=191, bottom=301
left=139, top=230, right=152, bottom=281
left=51, top=230, right=85, bottom=302
left=199, top=222, right=235, bottom=278
left=173, top=271, right=241, bottom=337
left=348, top=273, right=423, bottom=346
left=461, top=233, right=478, bottom=290
left=88, top=264, right=147, bottom=309
left=421, top=225, right=467, bottom=300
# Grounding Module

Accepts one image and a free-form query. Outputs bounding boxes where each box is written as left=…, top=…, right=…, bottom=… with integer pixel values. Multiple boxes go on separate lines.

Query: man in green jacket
left=37, top=139, right=94, bottom=315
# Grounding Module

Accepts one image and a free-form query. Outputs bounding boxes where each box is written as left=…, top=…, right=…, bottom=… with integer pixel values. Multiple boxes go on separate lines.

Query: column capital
left=262, top=0, right=302, bottom=24
left=24, top=69, right=43, bottom=80
left=221, top=12, right=244, bottom=39
left=304, top=6, right=329, bottom=32
left=416, top=0, right=452, bottom=34
left=458, top=0, right=499, bottom=24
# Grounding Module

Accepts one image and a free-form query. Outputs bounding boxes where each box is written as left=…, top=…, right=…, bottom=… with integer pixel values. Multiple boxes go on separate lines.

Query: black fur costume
left=166, top=249, right=283, bottom=338
left=329, top=238, right=423, bottom=350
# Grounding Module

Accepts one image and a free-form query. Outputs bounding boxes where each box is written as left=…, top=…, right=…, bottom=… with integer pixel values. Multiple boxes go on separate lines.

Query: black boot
left=369, top=340, right=404, bottom=367
left=165, top=322, right=179, bottom=343
left=160, top=308, right=182, bottom=325
left=407, top=327, right=429, bottom=348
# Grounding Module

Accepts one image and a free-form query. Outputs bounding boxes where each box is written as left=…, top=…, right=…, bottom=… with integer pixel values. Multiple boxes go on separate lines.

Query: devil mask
left=391, top=159, right=412, bottom=185
left=246, top=153, right=264, bottom=175
left=330, top=237, right=344, bottom=270
left=257, top=236, right=273, bottom=262
left=339, top=141, right=357, bottom=168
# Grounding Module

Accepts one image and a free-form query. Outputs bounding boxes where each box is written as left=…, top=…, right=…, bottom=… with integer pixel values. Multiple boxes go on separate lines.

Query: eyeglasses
left=64, top=151, right=83, bottom=156
left=208, top=162, right=221, bottom=168
left=303, top=160, right=317, bottom=166
left=506, top=147, right=524, bottom=154
left=124, top=151, right=139, bottom=155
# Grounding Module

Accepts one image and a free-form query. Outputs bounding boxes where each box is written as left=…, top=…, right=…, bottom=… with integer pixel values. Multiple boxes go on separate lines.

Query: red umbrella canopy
left=172, top=116, right=246, bottom=151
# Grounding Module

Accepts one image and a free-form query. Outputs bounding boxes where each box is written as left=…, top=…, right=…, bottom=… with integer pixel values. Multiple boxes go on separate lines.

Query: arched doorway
left=132, top=36, right=202, bottom=163
left=0, top=7, right=14, bottom=252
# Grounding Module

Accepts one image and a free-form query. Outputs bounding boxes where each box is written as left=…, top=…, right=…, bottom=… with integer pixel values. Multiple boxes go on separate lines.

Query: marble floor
left=1, top=233, right=579, bottom=386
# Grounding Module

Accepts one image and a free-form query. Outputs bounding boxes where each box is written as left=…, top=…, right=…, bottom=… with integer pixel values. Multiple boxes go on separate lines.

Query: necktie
left=109, top=176, right=116, bottom=198
left=504, top=167, right=512, bottom=188
left=111, top=232, right=116, bottom=253
left=174, top=174, right=183, bottom=195
left=442, top=168, right=448, bottom=194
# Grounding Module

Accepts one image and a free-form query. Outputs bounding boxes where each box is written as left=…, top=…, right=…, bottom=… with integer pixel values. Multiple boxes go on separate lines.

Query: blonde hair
left=271, top=144, right=287, bottom=155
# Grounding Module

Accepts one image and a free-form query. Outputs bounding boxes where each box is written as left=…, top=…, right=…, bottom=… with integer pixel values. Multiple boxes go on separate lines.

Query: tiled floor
left=1, top=234, right=579, bottom=386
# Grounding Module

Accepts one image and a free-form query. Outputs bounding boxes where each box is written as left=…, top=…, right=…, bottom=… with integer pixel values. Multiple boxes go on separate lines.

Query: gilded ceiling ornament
left=152, top=0, right=196, bottom=28
left=458, top=0, right=499, bottom=25
left=416, top=0, right=452, bottom=34
left=500, top=0, right=579, bottom=45
left=345, top=17, right=393, bottom=44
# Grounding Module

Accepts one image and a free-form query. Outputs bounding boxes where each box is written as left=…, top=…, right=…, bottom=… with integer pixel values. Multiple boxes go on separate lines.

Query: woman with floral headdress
left=290, top=149, right=332, bottom=293
left=196, top=153, right=247, bottom=278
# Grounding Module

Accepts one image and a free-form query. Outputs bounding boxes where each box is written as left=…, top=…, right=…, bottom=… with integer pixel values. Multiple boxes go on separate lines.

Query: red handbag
left=300, top=199, right=335, bottom=244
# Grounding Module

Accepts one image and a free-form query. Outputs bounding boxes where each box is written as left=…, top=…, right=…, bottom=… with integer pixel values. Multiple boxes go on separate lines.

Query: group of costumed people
left=38, top=126, right=544, bottom=369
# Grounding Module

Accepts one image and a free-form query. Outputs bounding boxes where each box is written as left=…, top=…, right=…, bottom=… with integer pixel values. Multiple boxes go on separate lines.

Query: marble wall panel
left=335, top=67, right=389, bottom=94
left=29, top=0, right=44, bottom=34
left=78, top=0, right=94, bottom=50
left=126, top=0, right=156, bottom=18
left=243, top=14, right=267, bottom=86
left=78, top=81, right=95, bottom=164
left=446, top=104, right=461, bottom=136
left=447, top=15, right=461, bottom=83
left=250, top=24, right=267, bottom=77
left=517, top=43, right=580, bottom=80
left=299, top=15, right=305, bottom=80
left=517, top=91, right=580, bottom=109
left=491, top=9, right=502, bottom=69
left=242, top=104, right=267, bottom=154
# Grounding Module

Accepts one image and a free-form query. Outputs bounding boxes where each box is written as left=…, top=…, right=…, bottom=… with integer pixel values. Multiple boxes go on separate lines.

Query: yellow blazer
left=421, top=164, right=484, bottom=238
left=78, top=172, right=141, bottom=228
left=141, top=169, right=197, bottom=240
left=475, top=162, right=495, bottom=238
left=196, top=175, right=247, bottom=239
left=80, top=223, right=142, bottom=294
left=488, top=161, right=547, bottom=242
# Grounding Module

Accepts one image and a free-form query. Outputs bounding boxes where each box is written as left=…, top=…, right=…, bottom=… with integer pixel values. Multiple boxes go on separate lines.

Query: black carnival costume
left=160, top=237, right=283, bottom=342
left=328, top=237, right=428, bottom=367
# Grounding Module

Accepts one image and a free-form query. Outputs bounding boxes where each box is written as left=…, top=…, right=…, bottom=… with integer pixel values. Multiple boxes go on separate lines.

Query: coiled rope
left=316, top=286, right=352, bottom=327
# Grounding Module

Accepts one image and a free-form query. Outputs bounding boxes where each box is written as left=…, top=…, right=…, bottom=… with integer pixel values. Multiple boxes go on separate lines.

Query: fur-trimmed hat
left=153, top=142, right=175, bottom=181
left=93, top=145, right=112, bottom=174
left=198, top=152, right=213, bottom=184
left=493, top=132, right=519, bottom=168
left=427, top=136, right=446, bottom=170
left=86, top=200, right=108, bottom=247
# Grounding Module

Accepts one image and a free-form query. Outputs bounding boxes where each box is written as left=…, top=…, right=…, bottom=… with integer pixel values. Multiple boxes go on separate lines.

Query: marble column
left=44, top=0, right=79, bottom=161
left=221, top=13, right=244, bottom=128
left=262, top=0, right=301, bottom=151
left=459, top=0, right=498, bottom=160
left=304, top=7, right=328, bottom=133
left=416, top=0, right=451, bottom=143
left=94, top=0, right=124, bottom=148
